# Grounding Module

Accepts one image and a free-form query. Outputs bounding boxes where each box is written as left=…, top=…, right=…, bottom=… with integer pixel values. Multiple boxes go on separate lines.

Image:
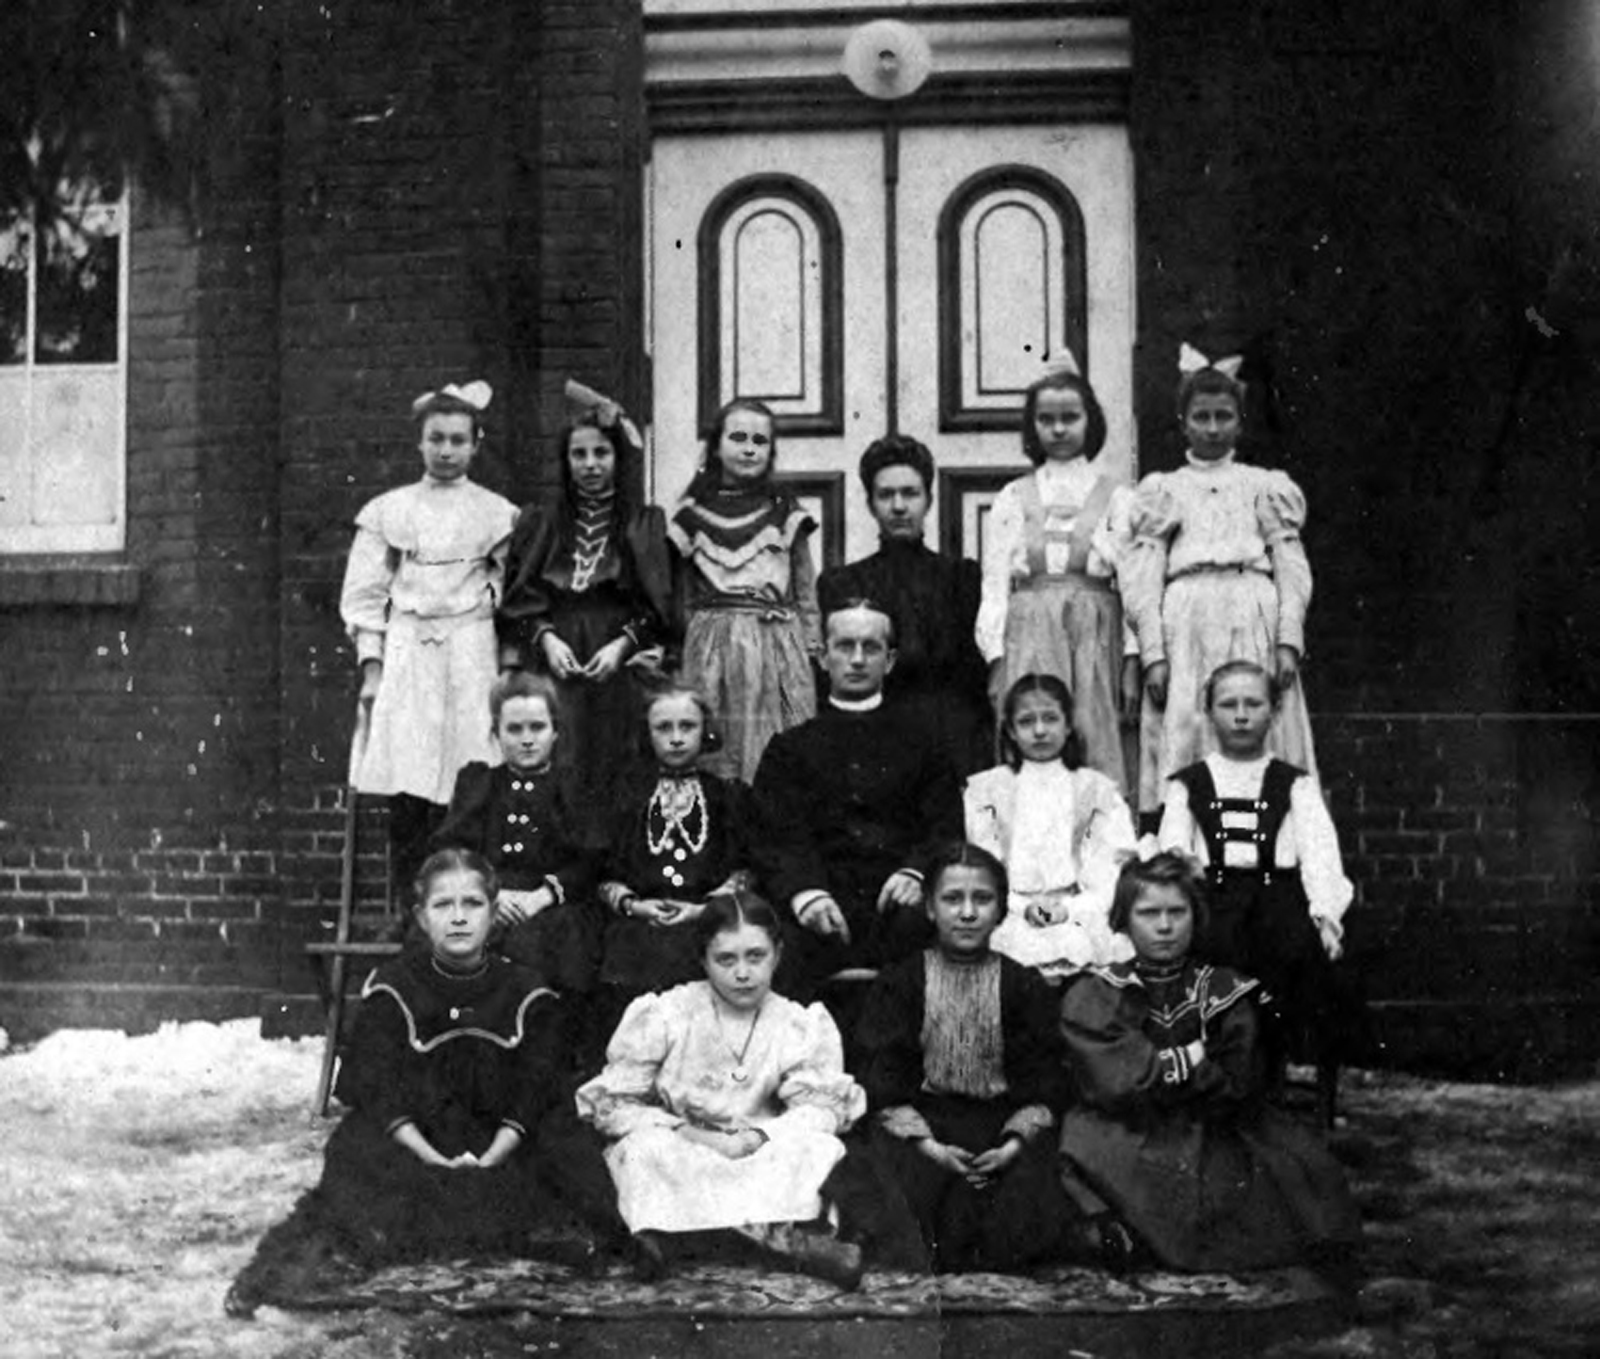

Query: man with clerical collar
left=752, top=598, right=964, bottom=996
left=817, top=435, right=992, bottom=776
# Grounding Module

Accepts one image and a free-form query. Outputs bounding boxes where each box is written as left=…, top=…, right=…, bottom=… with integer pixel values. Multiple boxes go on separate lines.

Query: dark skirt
left=872, top=1095, right=1077, bottom=1273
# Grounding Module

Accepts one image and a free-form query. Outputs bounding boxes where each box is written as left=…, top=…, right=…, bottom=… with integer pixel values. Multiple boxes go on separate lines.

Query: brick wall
left=1131, top=0, right=1600, bottom=1075
left=273, top=0, right=647, bottom=971
left=0, top=3, right=285, bottom=1037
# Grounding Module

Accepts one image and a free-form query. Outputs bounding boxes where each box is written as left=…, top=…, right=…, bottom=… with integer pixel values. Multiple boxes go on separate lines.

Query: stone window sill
left=0, top=558, right=142, bottom=606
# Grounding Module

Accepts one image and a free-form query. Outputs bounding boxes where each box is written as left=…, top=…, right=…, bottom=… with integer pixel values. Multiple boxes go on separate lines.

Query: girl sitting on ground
left=226, top=849, right=621, bottom=1316
left=964, top=673, right=1137, bottom=977
left=1058, top=852, right=1360, bottom=1273
left=575, top=890, right=867, bottom=1288
left=855, top=841, right=1078, bottom=1273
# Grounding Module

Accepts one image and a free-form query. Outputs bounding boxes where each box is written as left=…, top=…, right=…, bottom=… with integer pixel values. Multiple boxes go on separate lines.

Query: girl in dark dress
left=856, top=841, right=1077, bottom=1273
left=226, top=849, right=622, bottom=1316
left=595, top=684, right=758, bottom=1036
left=498, top=394, right=674, bottom=814
left=1058, top=852, right=1360, bottom=1272
left=431, top=672, right=599, bottom=998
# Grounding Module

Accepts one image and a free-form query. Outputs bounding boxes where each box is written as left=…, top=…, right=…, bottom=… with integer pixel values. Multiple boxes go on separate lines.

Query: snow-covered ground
left=1, top=1021, right=333, bottom=1358
left=4, top=1020, right=1598, bottom=1358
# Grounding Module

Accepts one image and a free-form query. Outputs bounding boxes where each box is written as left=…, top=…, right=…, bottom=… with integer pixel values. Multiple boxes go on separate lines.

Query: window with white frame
left=0, top=183, right=128, bottom=554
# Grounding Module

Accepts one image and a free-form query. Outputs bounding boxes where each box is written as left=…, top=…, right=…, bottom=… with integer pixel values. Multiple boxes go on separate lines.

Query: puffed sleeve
left=1092, top=485, right=1141, bottom=658
left=574, top=992, right=685, bottom=1139
left=1286, top=774, right=1353, bottom=928
left=975, top=477, right=1026, bottom=664
left=788, top=529, right=823, bottom=657
left=855, top=956, right=928, bottom=1114
left=1183, top=991, right=1266, bottom=1111
left=504, top=993, right=565, bottom=1136
left=1122, top=476, right=1180, bottom=666
left=430, top=762, right=496, bottom=857
left=1256, top=470, right=1312, bottom=656
left=1155, top=776, right=1204, bottom=862
left=762, top=1001, right=866, bottom=1142
left=1059, top=974, right=1175, bottom=1116
left=340, top=501, right=399, bottom=664
left=334, top=972, right=417, bottom=1133
left=1075, top=770, right=1138, bottom=902
left=497, top=504, right=560, bottom=667
left=962, top=767, right=1010, bottom=864
left=999, top=960, right=1070, bottom=1138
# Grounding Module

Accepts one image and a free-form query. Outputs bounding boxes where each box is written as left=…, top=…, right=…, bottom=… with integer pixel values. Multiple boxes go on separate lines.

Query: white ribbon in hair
left=564, top=377, right=643, bottom=451
left=411, top=380, right=493, bottom=415
left=1041, top=347, right=1082, bottom=378
left=1178, top=343, right=1243, bottom=378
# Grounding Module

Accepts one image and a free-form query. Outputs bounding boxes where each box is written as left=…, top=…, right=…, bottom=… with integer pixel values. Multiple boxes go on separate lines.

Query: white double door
left=647, top=122, right=1135, bottom=568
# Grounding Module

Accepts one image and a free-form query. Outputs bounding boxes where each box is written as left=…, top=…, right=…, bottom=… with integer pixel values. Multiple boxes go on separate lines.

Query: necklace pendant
left=731, top=1066, right=749, bottom=1084
left=674, top=847, right=687, bottom=862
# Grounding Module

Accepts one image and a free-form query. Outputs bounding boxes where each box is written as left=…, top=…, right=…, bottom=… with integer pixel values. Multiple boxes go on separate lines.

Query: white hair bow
left=564, top=377, right=643, bottom=451
left=1041, top=347, right=1082, bottom=378
left=1178, top=343, right=1243, bottom=378
left=411, top=380, right=493, bottom=415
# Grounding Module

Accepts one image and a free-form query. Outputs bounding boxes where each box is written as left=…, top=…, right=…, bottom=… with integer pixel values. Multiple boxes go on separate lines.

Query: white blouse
left=1157, top=753, right=1352, bottom=926
left=975, top=459, right=1133, bottom=662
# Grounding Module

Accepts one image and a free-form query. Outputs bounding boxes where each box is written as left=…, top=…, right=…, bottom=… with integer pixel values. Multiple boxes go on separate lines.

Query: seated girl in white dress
left=575, top=890, right=867, bottom=1287
left=964, top=673, right=1137, bottom=977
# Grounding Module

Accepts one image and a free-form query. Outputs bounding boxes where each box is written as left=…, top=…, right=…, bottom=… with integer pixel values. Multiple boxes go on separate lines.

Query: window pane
left=0, top=222, right=27, bottom=366
left=27, top=370, right=121, bottom=526
left=35, top=215, right=121, bottom=365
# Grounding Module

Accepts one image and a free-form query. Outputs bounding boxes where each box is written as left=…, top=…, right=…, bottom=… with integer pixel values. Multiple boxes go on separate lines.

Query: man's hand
left=800, top=895, right=852, bottom=944
left=876, top=871, right=923, bottom=913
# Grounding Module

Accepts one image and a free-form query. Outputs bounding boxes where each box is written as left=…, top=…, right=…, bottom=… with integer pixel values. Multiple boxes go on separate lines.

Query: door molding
left=697, top=174, right=846, bottom=437
left=648, top=71, right=1128, bottom=137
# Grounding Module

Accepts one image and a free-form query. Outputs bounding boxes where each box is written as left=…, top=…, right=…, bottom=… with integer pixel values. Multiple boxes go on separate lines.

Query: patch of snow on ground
left=2, top=1019, right=338, bottom=1358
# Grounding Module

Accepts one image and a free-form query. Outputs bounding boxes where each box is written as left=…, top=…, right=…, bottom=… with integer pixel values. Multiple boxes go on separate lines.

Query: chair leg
left=312, top=953, right=349, bottom=1117
left=1317, top=1060, right=1339, bottom=1129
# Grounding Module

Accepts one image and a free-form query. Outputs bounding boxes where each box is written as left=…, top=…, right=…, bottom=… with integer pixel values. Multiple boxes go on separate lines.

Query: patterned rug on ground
left=261, top=1256, right=1330, bottom=1320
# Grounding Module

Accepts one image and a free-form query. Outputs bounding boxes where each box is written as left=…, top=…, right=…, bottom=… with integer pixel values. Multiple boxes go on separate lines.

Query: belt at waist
left=1166, top=563, right=1272, bottom=583
left=690, top=593, right=795, bottom=621
left=1011, top=572, right=1114, bottom=595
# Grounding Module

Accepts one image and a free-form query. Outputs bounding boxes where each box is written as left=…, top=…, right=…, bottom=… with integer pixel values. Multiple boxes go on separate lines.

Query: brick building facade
left=1, top=0, right=1594, bottom=1076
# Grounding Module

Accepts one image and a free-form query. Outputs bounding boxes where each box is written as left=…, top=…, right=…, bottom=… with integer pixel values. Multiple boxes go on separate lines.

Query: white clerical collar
left=829, top=693, right=884, bottom=713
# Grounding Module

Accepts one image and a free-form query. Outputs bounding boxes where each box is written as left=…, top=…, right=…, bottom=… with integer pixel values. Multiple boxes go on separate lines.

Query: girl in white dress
left=1123, top=348, right=1318, bottom=823
left=976, top=365, right=1136, bottom=792
left=575, top=891, right=867, bottom=1287
left=963, top=674, right=1137, bottom=977
left=340, top=381, right=519, bottom=890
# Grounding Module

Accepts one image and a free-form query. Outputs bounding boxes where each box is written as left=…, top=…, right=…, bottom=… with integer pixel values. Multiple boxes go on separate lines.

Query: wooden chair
left=307, top=708, right=401, bottom=1115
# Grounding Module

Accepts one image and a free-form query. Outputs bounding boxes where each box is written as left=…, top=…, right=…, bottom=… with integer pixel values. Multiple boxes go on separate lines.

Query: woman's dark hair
left=998, top=672, right=1083, bottom=770
left=413, top=391, right=486, bottom=442
left=693, top=888, right=785, bottom=960
left=858, top=433, right=935, bottom=499
left=552, top=414, right=634, bottom=549
left=1175, top=365, right=1246, bottom=421
left=1201, top=658, right=1282, bottom=711
left=921, top=840, right=1009, bottom=910
left=1108, top=851, right=1209, bottom=938
left=684, top=398, right=778, bottom=501
left=489, top=670, right=563, bottom=731
left=1020, top=370, right=1107, bottom=465
left=412, top=847, right=500, bottom=912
